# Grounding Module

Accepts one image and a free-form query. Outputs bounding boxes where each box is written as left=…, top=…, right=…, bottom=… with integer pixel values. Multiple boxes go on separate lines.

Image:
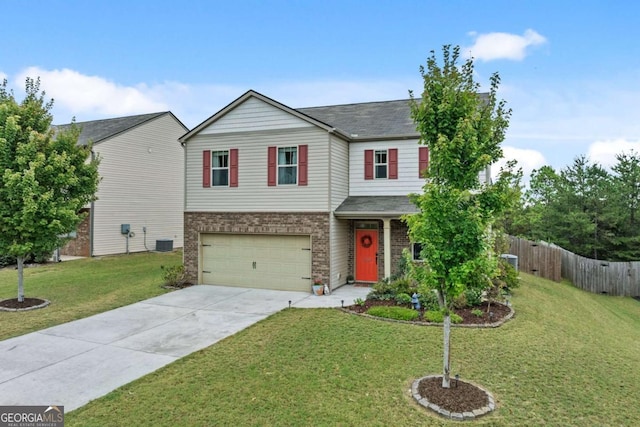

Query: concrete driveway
left=0, top=284, right=369, bottom=411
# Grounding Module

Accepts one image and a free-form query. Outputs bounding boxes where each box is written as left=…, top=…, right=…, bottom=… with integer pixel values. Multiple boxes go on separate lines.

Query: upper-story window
left=375, top=150, right=388, bottom=179
left=212, top=150, right=229, bottom=186
left=365, top=148, right=397, bottom=180
left=278, top=147, right=297, bottom=185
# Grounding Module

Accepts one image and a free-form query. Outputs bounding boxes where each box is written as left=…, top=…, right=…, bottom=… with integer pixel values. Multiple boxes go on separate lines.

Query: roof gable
left=180, top=90, right=348, bottom=143
left=54, top=112, right=184, bottom=146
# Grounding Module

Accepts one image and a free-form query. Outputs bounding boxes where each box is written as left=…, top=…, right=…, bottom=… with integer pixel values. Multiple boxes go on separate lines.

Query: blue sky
left=2, top=0, right=640, bottom=180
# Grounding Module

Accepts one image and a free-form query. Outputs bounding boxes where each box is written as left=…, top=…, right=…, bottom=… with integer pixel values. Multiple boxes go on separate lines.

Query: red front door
left=356, top=229, right=378, bottom=282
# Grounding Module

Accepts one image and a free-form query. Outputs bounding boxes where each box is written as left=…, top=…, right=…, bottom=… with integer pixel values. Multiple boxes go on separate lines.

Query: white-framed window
left=375, top=150, right=387, bottom=179
left=278, top=146, right=297, bottom=185
left=412, top=242, right=425, bottom=261
left=212, top=150, right=229, bottom=186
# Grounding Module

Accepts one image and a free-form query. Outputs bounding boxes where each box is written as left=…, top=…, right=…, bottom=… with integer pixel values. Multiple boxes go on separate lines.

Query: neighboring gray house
left=57, top=112, right=187, bottom=257
left=179, top=90, right=489, bottom=292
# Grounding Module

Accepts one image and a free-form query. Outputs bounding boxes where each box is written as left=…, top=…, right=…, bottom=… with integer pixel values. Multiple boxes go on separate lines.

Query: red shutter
left=298, top=145, right=308, bottom=186
left=202, top=150, right=211, bottom=187
left=267, top=146, right=277, bottom=186
left=389, top=148, right=398, bottom=179
left=230, top=148, right=238, bottom=187
left=364, top=149, right=373, bottom=180
left=419, top=146, right=429, bottom=177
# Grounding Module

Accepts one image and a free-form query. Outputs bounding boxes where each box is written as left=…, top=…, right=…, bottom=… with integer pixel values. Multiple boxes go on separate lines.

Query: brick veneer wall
left=60, top=209, right=91, bottom=257
left=184, top=212, right=331, bottom=285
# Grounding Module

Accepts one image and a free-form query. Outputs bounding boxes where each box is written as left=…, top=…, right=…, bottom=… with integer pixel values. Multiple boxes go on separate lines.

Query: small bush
left=464, top=288, right=483, bottom=307
left=424, top=310, right=463, bottom=324
left=368, top=277, right=416, bottom=301
left=161, top=264, right=186, bottom=287
left=416, top=286, right=441, bottom=311
left=367, top=306, right=419, bottom=321
left=471, top=309, right=484, bottom=317
left=452, top=293, right=467, bottom=309
left=395, top=292, right=412, bottom=305
left=354, top=298, right=365, bottom=307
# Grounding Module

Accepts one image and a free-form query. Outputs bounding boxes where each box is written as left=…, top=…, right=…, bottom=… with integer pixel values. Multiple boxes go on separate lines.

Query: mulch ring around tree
left=0, top=297, right=50, bottom=312
left=343, top=300, right=513, bottom=327
left=411, top=375, right=496, bottom=420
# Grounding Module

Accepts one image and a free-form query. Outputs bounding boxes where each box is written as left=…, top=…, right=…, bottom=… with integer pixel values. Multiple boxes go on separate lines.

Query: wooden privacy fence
left=507, top=237, right=562, bottom=282
left=507, top=236, right=640, bottom=297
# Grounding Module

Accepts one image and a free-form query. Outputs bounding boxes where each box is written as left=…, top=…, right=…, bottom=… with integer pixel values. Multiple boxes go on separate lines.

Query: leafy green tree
left=406, top=46, right=513, bottom=388
left=0, top=78, right=100, bottom=302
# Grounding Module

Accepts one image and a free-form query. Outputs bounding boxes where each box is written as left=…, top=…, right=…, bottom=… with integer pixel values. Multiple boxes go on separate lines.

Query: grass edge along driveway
left=0, top=251, right=182, bottom=340
left=66, top=273, right=640, bottom=426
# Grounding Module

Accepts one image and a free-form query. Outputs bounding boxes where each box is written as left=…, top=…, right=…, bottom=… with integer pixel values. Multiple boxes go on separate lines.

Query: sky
left=2, top=0, right=640, bottom=182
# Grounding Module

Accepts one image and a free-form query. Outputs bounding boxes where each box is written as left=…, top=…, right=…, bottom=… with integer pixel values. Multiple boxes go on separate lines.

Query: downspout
left=181, top=140, right=187, bottom=268
left=90, top=150, right=96, bottom=257
left=327, top=129, right=334, bottom=289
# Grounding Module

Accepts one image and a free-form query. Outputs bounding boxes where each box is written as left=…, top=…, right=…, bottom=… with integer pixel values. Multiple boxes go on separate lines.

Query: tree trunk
left=17, top=256, right=25, bottom=303
left=442, top=312, right=451, bottom=388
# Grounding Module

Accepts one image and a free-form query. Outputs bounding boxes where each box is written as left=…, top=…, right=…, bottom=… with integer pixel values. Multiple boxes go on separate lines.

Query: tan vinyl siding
left=92, top=114, right=185, bottom=256
left=329, top=135, right=350, bottom=287
left=349, top=139, right=424, bottom=196
left=200, top=97, right=314, bottom=134
left=186, top=128, right=330, bottom=212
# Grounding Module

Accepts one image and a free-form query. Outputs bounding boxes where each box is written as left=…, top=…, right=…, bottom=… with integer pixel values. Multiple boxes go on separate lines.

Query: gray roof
left=297, top=99, right=418, bottom=140
left=334, top=196, right=419, bottom=218
left=54, top=112, right=169, bottom=146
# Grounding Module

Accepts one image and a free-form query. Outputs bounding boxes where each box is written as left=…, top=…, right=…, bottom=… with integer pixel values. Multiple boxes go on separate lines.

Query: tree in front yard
left=406, top=46, right=514, bottom=388
left=0, top=78, right=100, bottom=302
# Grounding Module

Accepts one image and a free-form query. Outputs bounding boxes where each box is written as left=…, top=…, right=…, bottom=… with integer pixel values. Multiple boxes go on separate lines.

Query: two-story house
left=180, top=90, right=488, bottom=292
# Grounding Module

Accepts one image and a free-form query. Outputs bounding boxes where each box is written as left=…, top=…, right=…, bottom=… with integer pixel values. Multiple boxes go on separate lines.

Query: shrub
left=424, top=310, right=463, bottom=324
left=471, top=309, right=484, bottom=317
left=161, top=264, right=186, bottom=287
left=354, top=298, right=365, bottom=307
left=464, top=288, right=483, bottom=307
left=415, top=283, right=441, bottom=311
left=368, top=277, right=416, bottom=301
left=452, top=293, right=467, bottom=309
left=395, top=292, right=412, bottom=305
left=367, top=306, right=419, bottom=321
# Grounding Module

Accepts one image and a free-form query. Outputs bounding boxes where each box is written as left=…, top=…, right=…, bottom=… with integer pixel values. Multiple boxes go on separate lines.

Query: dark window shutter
left=419, top=147, right=429, bottom=177
left=202, top=150, right=211, bottom=187
left=298, top=145, right=308, bottom=186
left=230, top=149, right=238, bottom=187
left=389, top=148, right=398, bottom=179
left=267, top=146, right=277, bottom=186
left=364, top=149, right=373, bottom=180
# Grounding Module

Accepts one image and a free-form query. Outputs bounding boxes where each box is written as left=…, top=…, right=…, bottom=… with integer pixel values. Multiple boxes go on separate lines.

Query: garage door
left=200, top=234, right=312, bottom=291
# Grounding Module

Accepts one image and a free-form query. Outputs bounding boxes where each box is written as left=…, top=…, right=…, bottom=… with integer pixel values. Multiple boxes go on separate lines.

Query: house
left=56, top=112, right=188, bottom=257
left=179, top=90, right=490, bottom=292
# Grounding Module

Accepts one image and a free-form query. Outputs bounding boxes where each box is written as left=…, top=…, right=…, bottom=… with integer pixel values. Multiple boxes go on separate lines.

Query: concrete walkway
left=0, top=285, right=369, bottom=411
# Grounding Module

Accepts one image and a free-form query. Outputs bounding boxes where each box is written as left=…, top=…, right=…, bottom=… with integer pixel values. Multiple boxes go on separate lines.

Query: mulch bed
left=0, top=297, right=49, bottom=311
left=345, top=299, right=511, bottom=326
left=418, top=375, right=489, bottom=413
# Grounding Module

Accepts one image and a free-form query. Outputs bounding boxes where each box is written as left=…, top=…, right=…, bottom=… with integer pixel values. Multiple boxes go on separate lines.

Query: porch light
left=411, top=293, right=421, bottom=310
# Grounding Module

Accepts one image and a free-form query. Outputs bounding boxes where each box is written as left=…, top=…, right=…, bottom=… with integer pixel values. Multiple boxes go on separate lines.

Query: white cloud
left=493, top=146, right=547, bottom=183
left=465, top=29, right=547, bottom=62
left=15, top=67, right=168, bottom=121
left=587, top=139, right=640, bottom=168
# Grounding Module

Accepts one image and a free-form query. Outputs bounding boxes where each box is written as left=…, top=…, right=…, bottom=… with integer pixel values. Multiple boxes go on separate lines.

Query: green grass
left=66, top=273, right=640, bottom=426
left=0, top=251, right=182, bottom=340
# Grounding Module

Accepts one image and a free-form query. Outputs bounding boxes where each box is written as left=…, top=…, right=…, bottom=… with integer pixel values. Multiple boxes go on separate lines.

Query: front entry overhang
left=334, top=196, right=419, bottom=280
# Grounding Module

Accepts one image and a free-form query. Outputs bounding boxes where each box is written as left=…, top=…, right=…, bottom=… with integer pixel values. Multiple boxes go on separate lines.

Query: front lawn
left=67, top=273, right=640, bottom=426
left=0, top=251, right=182, bottom=340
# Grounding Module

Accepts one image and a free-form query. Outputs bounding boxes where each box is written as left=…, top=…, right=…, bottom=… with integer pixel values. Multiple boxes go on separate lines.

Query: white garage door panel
left=201, top=234, right=311, bottom=291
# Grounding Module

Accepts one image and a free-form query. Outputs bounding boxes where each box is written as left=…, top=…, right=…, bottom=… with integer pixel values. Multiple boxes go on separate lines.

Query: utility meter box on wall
left=121, top=224, right=131, bottom=235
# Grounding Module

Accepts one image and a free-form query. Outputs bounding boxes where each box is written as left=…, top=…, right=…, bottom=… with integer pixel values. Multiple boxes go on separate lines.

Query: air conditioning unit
left=500, top=254, right=518, bottom=271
